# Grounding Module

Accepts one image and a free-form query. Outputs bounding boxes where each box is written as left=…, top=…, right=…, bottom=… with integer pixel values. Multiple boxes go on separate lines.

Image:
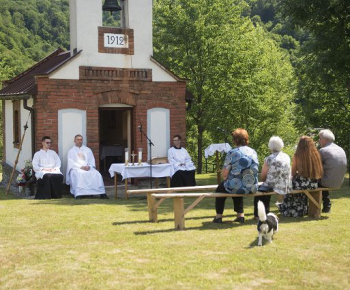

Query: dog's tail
left=258, top=200, right=267, bottom=222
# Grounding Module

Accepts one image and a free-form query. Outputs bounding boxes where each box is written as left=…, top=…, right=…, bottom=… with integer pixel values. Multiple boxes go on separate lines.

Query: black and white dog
left=257, top=201, right=279, bottom=246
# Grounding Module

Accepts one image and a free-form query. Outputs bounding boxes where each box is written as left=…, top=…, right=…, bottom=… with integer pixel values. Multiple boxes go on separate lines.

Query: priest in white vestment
left=32, top=136, right=63, bottom=199
left=168, top=134, right=196, bottom=187
left=66, top=135, right=108, bottom=199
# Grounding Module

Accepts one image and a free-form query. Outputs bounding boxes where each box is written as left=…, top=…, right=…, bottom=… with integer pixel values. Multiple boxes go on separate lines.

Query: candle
left=138, top=148, right=143, bottom=165
left=125, top=148, right=129, bottom=165
left=138, top=150, right=142, bottom=163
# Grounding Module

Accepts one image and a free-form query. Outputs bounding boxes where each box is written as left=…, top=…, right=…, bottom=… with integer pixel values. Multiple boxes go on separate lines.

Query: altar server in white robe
left=66, top=135, right=108, bottom=199
left=168, top=134, right=196, bottom=187
left=32, top=136, right=63, bottom=199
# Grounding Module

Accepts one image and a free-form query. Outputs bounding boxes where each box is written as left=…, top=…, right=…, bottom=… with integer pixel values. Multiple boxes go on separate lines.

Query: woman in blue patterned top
left=213, top=128, right=259, bottom=224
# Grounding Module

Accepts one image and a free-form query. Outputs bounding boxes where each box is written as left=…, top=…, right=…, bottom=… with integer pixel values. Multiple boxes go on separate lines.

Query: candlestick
left=131, top=151, right=137, bottom=166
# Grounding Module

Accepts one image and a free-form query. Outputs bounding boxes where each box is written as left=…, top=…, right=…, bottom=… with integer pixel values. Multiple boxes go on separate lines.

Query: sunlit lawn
left=0, top=173, right=349, bottom=289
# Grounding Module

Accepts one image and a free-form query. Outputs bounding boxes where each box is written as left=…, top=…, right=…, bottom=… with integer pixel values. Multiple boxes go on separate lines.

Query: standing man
left=168, top=134, right=196, bottom=187
left=32, top=136, right=63, bottom=199
left=318, top=129, right=347, bottom=212
left=66, top=135, right=108, bottom=199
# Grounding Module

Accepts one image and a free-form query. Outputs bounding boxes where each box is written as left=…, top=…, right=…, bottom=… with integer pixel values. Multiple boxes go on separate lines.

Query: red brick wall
left=34, top=72, right=186, bottom=169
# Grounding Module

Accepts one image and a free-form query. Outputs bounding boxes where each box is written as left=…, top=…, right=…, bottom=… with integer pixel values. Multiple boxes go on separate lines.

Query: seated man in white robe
left=168, top=134, right=196, bottom=187
left=32, top=136, right=63, bottom=199
left=66, top=135, right=108, bottom=199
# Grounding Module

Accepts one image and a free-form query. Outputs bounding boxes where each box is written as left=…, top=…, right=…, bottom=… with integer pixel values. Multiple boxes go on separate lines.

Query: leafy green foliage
left=278, top=0, right=350, bottom=161
left=0, top=0, right=70, bottom=78
left=154, top=0, right=299, bottom=170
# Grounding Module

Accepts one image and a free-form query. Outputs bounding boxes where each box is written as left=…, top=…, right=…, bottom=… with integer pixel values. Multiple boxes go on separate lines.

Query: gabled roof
left=150, top=57, right=193, bottom=102
left=150, top=56, right=188, bottom=82
left=0, top=49, right=192, bottom=101
left=0, top=48, right=77, bottom=98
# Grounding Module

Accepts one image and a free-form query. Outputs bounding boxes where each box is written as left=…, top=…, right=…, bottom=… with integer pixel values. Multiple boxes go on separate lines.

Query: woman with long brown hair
left=278, top=136, right=323, bottom=217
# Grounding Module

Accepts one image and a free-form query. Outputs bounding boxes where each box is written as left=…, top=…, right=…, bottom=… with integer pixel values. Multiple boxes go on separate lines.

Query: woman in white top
left=255, top=136, right=292, bottom=218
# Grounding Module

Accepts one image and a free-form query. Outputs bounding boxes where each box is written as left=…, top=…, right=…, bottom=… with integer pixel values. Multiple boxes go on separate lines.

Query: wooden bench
left=148, top=188, right=334, bottom=230
left=127, top=185, right=218, bottom=219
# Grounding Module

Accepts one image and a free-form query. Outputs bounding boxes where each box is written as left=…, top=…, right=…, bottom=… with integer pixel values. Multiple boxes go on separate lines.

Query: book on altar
left=148, top=157, right=168, bottom=164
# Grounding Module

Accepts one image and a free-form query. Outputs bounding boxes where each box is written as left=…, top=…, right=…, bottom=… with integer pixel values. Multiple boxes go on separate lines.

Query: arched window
left=12, top=100, right=21, bottom=148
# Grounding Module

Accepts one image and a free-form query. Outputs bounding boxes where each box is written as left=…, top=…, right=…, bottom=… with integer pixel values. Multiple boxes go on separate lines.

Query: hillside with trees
left=0, top=0, right=70, bottom=80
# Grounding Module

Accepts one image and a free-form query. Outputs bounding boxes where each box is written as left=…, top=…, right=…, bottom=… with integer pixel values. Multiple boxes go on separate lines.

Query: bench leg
left=125, top=179, right=128, bottom=200
left=308, top=191, right=322, bottom=218
left=114, top=173, right=118, bottom=199
left=147, top=193, right=158, bottom=222
left=174, top=197, right=185, bottom=230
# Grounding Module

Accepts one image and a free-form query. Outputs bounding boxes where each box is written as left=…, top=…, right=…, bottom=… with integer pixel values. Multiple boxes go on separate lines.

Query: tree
left=209, top=24, right=297, bottom=157
left=0, top=0, right=71, bottom=77
left=154, top=0, right=298, bottom=172
left=0, top=57, right=13, bottom=84
left=278, top=0, right=350, bottom=171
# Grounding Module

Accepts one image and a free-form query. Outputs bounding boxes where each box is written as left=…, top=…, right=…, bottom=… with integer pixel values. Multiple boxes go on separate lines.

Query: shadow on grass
left=29, top=198, right=147, bottom=209
left=133, top=222, right=241, bottom=235
left=245, top=237, right=287, bottom=248
left=132, top=218, right=266, bottom=235
left=131, top=213, right=330, bottom=235
left=246, top=238, right=272, bottom=248
left=111, top=214, right=238, bottom=226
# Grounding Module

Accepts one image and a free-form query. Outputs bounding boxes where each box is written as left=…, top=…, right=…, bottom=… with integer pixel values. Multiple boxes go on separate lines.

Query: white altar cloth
left=204, top=143, right=232, bottom=158
left=109, top=163, right=174, bottom=180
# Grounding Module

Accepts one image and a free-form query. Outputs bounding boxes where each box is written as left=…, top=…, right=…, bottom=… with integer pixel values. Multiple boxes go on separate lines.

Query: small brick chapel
left=0, top=0, right=190, bottom=188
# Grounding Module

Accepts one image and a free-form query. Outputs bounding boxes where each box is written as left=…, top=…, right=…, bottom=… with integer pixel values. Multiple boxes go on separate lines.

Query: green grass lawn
left=0, top=174, right=349, bottom=289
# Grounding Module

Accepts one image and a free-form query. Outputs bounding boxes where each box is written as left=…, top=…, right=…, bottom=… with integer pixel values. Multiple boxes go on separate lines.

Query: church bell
left=102, top=0, right=122, bottom=14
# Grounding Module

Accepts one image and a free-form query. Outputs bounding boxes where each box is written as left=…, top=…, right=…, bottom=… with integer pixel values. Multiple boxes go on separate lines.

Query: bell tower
left=69, top=0, right=102, bottom=55
left=69, top=0, right=153, bottom=60
left=54, top=0, right=174, bottom=81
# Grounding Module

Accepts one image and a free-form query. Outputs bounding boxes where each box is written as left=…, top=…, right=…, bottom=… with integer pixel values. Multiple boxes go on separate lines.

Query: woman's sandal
left=233, top=217, right=245, bottom=223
